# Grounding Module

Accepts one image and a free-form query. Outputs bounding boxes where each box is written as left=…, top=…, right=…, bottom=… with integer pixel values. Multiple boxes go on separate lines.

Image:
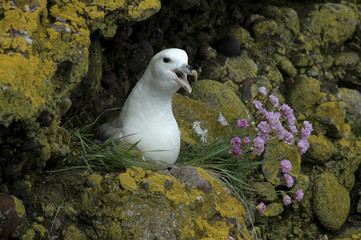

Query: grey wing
left=94, top=119, right=123, bottom=143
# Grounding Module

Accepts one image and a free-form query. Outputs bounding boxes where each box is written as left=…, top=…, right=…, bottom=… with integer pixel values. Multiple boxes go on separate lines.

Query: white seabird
left=95, top=48, right=198, bottom=165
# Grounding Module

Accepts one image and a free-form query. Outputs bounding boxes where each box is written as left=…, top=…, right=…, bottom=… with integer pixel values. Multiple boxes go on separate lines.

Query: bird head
left=146, top=48, right=198, bottom=94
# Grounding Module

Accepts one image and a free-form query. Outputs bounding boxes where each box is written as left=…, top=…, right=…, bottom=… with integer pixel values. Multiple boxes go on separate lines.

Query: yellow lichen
left=128, top=0, right=161, bottom=20
left=118, top=172, right=138, bottom=191
left=13, top=195, right=26, bottom=219
left=32, top=222, right=47, bottom=238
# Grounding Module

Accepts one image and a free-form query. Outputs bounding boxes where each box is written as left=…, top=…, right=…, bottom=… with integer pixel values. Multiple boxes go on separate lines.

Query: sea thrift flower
left=258, top=86, right=267, bottom=96
left=242, top=137, right=251, bottom=145
left=237, top=119, right=248, bottom=128
left=280, top=159, right=292, bottom=173
left=289, top=124, right=298, bottom=134
left=231, top=137, right=241, bottom=147
left=283, top=195, right=292, bottom=205
left=229, top=147, right=242, bottom=156
left=284, top=131, right=294, bottom=145
left=301, top=121, right=313, bottom=139
left=284, top=174, right=294, bottom=188
left=256, top=202, right=266, bottom=214
left=297, top=138, right=309, bottom=154
left=269, top=95, right=279, bottom=107
left=252, top=137, right=265, bottom=156
left=295, top=189, right=304, bottom=201
left=253, top=100, right=263, bottom=111
left=228, top=236, right=234, bottom=240
left=279, top=104, right=293, bottom=117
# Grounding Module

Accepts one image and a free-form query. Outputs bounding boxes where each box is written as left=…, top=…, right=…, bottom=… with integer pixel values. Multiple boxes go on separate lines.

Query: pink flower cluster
left=297, top=121, right=313, bottom=154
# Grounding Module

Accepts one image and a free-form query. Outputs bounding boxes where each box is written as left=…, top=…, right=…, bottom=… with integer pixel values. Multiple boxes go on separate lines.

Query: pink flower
left=242, top=137, right=251, bottom=145
left=237, top=119, right=248, bottom=128
left=229, top=146, right=242, bottom=156
left=253, top=100, right=263, bottom=110
left=295, top=189, right=304, bottom=201
left=297, top=138, right=309, bottom=154
left=269, top=95, right=279, bottom=107
left=284, top=131, right=294, bottom=145
left=256, top=202, right=266, bottom=214
left=301, top=121, right=313, bottom=139
left=258, top=121, right=271, bottom=134
left=279, top=104, right=293, bottom=117
left=228, top=236, right=234, bottom=240
left=231, top=137, right=241, bottom=147
left=258, top=87, right=267, bottom=96
left=289, top=124, right=297, bottom=134
left=283, top=195, right=292, bottom=205
left=252, top=137, right=265, bottom=156
left=264, top=111, right=281, bottom=129
left=280, top=159, right=292, bottom=173
left=284, top=174, right=294, bottom=188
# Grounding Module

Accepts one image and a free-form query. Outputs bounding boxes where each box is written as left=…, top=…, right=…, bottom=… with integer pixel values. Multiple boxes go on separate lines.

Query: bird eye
left=163, top=58, right=170, bottom=63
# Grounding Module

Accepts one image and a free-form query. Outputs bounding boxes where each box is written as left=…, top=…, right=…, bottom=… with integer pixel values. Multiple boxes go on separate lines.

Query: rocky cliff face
left=1, top=0, right=361, bottom=239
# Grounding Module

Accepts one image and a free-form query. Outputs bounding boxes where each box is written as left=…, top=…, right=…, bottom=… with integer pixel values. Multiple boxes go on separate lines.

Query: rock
left=274, top=54, right=298, bottom=77
left=62, top=225, right=88, bottom=240
left=305, top=134, right=335, bottom=165
left=0, top=0, right=161, bottom=180
left=298, top=3, right=357, bottom=47
left=170, top=166, right=213, bottom=193
left=213, top=35, right=241, bottom=57
left=261, top=6, right=300, bottom=38
left=334, top=51, right=360, bottom=67
left=172, top=93, right=224, bottom=144
left=201, top=52, right=258, bottom=83
left=79, top=168, right=251, bottom=239
left=316, top=102, right=345, bottom=138
left=0, top=193, right=26, bottom=239
left=313, top=172, right=350, bottom=232
left=252, top=19, right=278, bottom=38
left=190, top=80, right=247, bottom=124
left=292, top=53, right=314, bottom=68
left=287, top=75, right=321, bottom=113
left=251, top=182, right=278, bottom=202
left=338, top=88, right=361, bottom=120
left=229, top=26, right=253, bottom=46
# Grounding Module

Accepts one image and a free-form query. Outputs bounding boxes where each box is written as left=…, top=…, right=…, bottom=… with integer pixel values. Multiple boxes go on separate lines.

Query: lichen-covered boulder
left=274, top=54, right=297, bottom=77
left=201, top=53, right=258, bottom=83
left=0, top=193, right=26, bottom=239
left=287, top=75, right=321, bottom=114
left=0, top=0, right=161, bottom=179
left=313, top=172, right=350, bottom=232
left=305, top=134, right=335, bottom=165
left=172, top=93, right=225, bottom=144
left=338, top=88, right=361, bottom=121
left=190, top=80, right=247, bottom=125
left=16, top=167, right=251, bottom=239
left=80, top=167, right=251, bottom=239
left=298, top=3, right=357, bottom=48
left=315, top=102, right=345, bottom=138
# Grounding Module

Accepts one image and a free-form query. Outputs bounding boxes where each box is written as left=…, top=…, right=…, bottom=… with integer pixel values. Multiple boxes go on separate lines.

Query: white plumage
left=95, top=48, right=198, bottom=165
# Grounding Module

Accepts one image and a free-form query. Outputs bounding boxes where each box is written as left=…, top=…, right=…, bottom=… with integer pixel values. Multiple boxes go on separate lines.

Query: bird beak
left=174, top=64, right=198, bottom=94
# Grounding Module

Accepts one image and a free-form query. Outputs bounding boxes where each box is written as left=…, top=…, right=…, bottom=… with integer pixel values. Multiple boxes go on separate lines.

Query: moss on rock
left=172, top=93, right=224, bottom=144
left=313, top=172, right=350, bottom=232
left=299, top=3, right=357, bottom=48
left=305, top=134, right=335, bottom=164
left=287, top=75, right=321, bottom=114
left=190, top=80, right=247, bottom=125
left=316, top=102, right=345, bottom=138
